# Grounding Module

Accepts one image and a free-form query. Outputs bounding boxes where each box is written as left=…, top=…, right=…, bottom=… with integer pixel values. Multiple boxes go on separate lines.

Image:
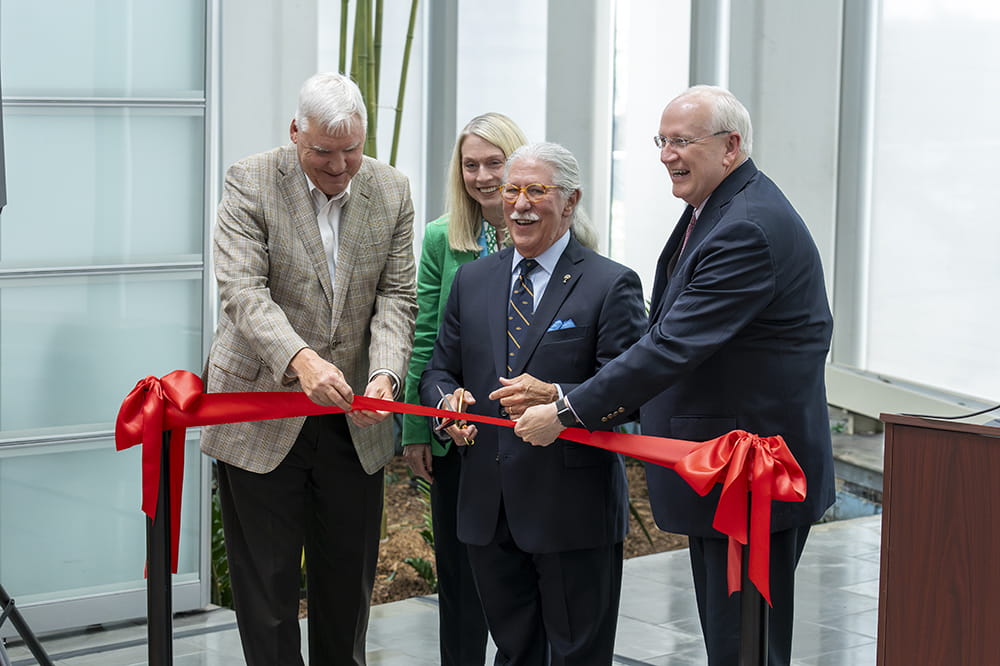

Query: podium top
left=881, top=412, right=1000, bottom=438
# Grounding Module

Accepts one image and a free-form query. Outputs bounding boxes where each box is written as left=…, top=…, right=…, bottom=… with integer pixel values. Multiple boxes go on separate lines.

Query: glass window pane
left=0, top=272, right=203, bottom=434
left=0, top=106, right=205, bottom=268
left=609, top=0, right=690, bottom=295
left=0, top=0, right=205, bottom=98
left=455, top=1, right=547, bottom=142
left=0, top=435, right=202, bottom=601
left=867, top=1, right=1000, bottom=402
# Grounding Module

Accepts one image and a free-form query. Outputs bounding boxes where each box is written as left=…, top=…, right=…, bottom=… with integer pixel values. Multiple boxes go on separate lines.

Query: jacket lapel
left=508, top=238, right=584, bottom=376
left=280, top=146, right=335, bottom=306
left=334, top=159, right=374, bottom=327
left=649, top=159, right=760, bottom=324
left=691, top=158, right=758, bottom=246
left=649, top=206, right=693, bottom=324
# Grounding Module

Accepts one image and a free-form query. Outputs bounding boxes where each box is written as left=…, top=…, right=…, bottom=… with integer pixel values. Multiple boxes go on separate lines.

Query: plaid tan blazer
left=200, top=145, right=417, bottom=474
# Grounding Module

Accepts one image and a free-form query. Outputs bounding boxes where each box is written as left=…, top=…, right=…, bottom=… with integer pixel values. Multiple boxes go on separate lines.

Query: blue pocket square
left=547, top=318, right=576, bottom=332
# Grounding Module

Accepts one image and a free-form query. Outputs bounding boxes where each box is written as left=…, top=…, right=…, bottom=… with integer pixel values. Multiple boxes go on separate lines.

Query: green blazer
left=402, top=215, right=480, bottom=455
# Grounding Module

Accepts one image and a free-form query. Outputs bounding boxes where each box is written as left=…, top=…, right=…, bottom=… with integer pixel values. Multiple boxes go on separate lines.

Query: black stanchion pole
left=738, top=542, right=769, bottom=666
left=146, top=431, right=173, bottom=665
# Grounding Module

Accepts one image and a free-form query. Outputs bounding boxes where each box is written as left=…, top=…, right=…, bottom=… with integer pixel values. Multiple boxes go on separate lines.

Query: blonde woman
left=401, top=113, right=525, bottom=664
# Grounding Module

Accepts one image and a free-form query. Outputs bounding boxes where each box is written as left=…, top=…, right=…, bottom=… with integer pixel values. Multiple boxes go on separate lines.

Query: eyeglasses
left=500, top=183, right=561, bottom=203
left=653, top=130, right=732, bottom=150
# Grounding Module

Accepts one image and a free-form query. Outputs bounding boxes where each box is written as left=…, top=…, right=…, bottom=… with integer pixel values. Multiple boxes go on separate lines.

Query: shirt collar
left=512, top=228, right=571, bottom=277
left=305, top=175, right=350, bottom=212
left=693, top=156, right=749, bottom=217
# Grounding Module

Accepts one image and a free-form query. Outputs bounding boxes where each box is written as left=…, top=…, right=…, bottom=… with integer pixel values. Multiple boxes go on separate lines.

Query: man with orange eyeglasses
left=421, top=142, right=646, bottom=665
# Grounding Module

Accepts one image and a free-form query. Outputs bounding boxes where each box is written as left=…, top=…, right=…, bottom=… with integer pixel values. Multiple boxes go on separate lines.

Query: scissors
left=435, top=385, right=475, bottom=446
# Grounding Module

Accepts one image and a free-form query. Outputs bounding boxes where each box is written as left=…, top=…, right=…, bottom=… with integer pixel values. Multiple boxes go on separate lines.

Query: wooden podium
left=877, top=413, right=1000, bottom=665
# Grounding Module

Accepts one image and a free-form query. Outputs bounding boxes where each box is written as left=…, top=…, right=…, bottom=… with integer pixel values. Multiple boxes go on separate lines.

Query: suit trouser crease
left=217, top=413, right=384, bottom=666
left=431, top=444, right=490, bottom=665
left=467, top=502, right=623, bottom=666
left=688, top=525, right=811, bottom=666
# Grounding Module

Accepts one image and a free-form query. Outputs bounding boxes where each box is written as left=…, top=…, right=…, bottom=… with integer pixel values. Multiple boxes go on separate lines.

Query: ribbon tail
left=748, top=479, right=774, bottom=606
left=168, top=428, right=186, bottom=574
left=140, top=395, right=164, bottom=520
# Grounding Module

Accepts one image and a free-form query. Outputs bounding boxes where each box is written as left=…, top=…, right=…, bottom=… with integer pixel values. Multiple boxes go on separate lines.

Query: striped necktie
left=507, top=258, right=538, bottom=374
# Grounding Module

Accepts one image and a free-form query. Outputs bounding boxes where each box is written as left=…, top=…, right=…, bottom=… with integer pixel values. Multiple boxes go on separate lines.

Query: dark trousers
left=431, top=444, right=490, bottom=665
left=467, top=504, right=623, bottom=666
left=688, top=525, right=811, bottom=666
left=217, top=413, right=384, bottom=666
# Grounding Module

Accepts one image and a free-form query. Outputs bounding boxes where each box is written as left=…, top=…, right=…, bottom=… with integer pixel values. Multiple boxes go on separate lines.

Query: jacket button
left=499, top=406, right=509, bottom=418
left=601, top=416, right=608, bottom=422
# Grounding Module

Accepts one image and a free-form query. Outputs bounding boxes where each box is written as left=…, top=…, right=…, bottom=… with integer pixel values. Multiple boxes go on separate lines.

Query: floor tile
left=3, top=516, right=884, bottom=666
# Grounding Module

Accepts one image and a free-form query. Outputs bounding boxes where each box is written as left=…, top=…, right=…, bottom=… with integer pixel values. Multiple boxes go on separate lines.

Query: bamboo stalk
left=351, top=0, right=365, bottom=88
left=365, top=0, right=378, bottom=156
left=373, top=0, right=383, bottom=108
left=390, top=0, right=419, bottom=166
left=339, top=0, right=349, bottom=73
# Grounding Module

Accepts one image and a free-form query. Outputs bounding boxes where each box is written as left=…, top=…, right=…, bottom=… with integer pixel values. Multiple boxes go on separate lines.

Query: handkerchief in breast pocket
left=546, top=318, right=576, bottom=332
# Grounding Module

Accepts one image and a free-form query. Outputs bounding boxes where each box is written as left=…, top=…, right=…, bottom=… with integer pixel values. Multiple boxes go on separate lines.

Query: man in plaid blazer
left=201, top=72, right=417, bottom=666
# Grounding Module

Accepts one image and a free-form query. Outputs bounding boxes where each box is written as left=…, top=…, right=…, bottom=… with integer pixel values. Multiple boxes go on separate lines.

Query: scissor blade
left=435, top=385, right=458, bottom=431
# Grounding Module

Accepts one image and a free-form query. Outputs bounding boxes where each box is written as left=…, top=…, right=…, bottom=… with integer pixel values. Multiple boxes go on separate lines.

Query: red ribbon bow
left=673, top=430, right=807, bottom=604
left=115, top=370, right=204, bottom=572
left=115, top=371, right=806, bottom=602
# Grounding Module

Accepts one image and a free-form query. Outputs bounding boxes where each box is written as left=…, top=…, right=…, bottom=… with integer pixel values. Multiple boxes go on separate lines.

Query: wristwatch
left=554, top=398, right=578, bottom=428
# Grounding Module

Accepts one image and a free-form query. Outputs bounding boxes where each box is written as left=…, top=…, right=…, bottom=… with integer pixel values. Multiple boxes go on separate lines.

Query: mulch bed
left=370, top=457, right=687, bottom=605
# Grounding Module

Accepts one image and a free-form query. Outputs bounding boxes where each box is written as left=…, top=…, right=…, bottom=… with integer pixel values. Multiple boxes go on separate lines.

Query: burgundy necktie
left=680, top=212, right=697, bottom=255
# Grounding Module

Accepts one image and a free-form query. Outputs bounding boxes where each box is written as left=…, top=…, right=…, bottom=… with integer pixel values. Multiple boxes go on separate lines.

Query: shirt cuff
left=563, top=394, right=585, bottom=428
left=368, top=369, right=401, bottom=399
left=432, top=398, right=451, bottom=441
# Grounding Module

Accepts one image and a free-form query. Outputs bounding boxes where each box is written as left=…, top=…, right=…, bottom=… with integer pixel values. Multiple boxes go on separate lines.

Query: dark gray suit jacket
left=568, top=159, right=836, bottom=537
left=421, top=235, right=646, bottom=553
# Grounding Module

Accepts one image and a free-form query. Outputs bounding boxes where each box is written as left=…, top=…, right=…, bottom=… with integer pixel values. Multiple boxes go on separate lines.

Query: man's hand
left=488, top=373, right=559, bottom=418
left=289, top=348, right=354, bottom=410
left=439, top=389, right=478, bottom=446
left=514, top=403, right=564, bottom=447
left=349, top=373, right=395, bottom=427
left=402, top=443, right=433, bottom=483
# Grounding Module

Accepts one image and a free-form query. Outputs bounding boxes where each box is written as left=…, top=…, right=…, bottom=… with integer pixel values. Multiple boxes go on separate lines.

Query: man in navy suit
left=421, top=142, right=646, bottom=665
left=516, top=86, right=836, bottom=665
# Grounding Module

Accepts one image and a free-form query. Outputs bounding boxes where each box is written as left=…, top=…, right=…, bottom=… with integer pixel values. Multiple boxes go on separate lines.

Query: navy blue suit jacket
left=421, top=234, right=647, bottom=553
left=568, top=160, right=835, bottom=537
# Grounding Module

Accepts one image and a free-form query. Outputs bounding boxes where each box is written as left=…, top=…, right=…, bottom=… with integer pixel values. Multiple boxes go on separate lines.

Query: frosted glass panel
left=0, top=106, right=204, bottom=267
left=0, top=273, right=202, bottom=433
left=608, top=0, right=690, bottom=295
left=455, top=1, right=547, bottom=142
left=867, top=1, right=1000, bottom=402
left=0, top=435, right=202, bottom=600
left=0, top=0, right=205, bottom=98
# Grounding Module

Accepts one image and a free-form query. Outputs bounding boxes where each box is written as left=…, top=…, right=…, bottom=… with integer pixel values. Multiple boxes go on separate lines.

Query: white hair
left=295, top=72, right=367, bottom=135
left=678, top=85, right=753, bottom=158
left=504, top=142, right=598, bottom=250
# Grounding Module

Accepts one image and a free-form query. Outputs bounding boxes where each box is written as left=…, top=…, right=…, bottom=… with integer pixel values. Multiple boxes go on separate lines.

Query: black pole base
left=738, top=544, right=769, bottom=666
left=146, top=430, right=174, bottom=665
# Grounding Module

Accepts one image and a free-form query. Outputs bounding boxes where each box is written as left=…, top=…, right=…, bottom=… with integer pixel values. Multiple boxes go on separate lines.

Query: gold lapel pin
left=563, top=274, right=571, bottom=283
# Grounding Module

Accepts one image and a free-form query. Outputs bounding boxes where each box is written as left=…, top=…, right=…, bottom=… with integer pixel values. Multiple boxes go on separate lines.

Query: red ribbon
left=115, top=371, right=203, bottom=573
left=115, top=370, right=805, bottom=602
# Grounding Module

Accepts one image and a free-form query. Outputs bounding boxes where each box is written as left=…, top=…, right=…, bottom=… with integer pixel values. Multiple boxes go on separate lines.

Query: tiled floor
left=3, top=514, right=883, bottom=666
